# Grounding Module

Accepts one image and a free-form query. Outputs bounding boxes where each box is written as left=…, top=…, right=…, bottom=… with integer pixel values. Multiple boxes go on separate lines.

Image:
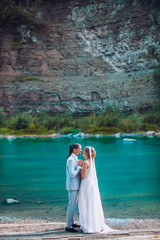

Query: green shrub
left=25, top=75, right=40, bottom=81
left=35, top=115, right=57, bottom=130
left=11, top=75, right=40, bottom=83
left=59, top=127, right=80, bottom=135
left=11, top=75, right=23, bottom=83
left=42, top=116, right=56, bottom=130
left=76, top=116, right=91, bottom=132
left=0, top=127, right=12, bottom=135
left=0, top=0, right=47, bottom=33
left=153, top=67, right=160, bottom=93
left=0, top=108, right=6, bottom=127
left=54, top=114, right=73, bottom=129
left=14, top=122, right=49, bottom=135
left=97, top=107, right=122, bottom=127
left=1, top=104, right=160, bottom=135
left=87, top=126, right=117, bottom=134
left=143, top=112, right=160, bottom=126
left=11, top=41, right=25, bottom=50
left=153, top=68, right=160, bottom=82
left=8, top=113, right=33, bottom=130
left=143, top=102, right=160, bottom=127
left=119, top=113, right=143, bottom=132
left=140, top=123, right=159, bottom=131
left=35, top=112, right=74, bottom=130
left=25, top=122, right=40, bottom=134
left=48, top=129, right=57, bottom=134
left=119, top=119, right=136, bottom=133
left=0, top=1, right=36, bottom=27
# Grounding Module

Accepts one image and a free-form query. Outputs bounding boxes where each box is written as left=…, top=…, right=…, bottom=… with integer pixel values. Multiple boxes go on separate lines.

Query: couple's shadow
left=40, top=227, right=84, bottom=236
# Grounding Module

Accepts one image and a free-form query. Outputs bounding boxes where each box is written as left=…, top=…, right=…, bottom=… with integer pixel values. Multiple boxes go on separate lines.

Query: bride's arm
left=81, top=162, right=88, bottom=179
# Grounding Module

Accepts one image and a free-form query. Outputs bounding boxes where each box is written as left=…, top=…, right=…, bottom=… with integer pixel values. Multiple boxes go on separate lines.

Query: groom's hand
left=78, top=160, right=83, bottom=167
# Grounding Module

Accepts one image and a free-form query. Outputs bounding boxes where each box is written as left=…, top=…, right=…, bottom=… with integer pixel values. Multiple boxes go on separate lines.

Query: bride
left=78, top=146, right=115, bottom=234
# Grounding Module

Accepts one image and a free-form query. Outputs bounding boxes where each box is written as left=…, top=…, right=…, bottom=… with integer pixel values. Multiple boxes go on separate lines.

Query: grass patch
left=11, top=41, right=25, bottom=50
left=11, top=75, right=41, bottom=83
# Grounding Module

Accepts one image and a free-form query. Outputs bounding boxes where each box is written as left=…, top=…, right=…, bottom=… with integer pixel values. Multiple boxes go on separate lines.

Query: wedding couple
left=65, top=143, right=115, bottom=234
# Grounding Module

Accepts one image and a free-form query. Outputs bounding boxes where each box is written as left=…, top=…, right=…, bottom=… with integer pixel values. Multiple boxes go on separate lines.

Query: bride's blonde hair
left=84, top=146, right=96, bottom=159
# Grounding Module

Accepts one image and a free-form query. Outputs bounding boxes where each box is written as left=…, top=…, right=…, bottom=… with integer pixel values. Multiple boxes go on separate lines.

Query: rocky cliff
left=0, top=0, right=160, bottom=115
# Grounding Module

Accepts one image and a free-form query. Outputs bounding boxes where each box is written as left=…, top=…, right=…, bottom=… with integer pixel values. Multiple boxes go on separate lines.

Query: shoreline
left=0, top=217, right=160, bottom=240
left=1, top=216, right=160, bottom=226
left=1, top=215, right=160, bottom=228
left=0, top=131, right=160, bottom=140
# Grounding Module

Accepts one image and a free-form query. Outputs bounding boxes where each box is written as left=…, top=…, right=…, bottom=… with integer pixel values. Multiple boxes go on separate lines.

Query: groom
left=65, top=143, right=83, bottom=233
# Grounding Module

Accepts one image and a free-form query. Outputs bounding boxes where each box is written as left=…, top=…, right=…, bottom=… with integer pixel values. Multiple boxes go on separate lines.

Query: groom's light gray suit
left=66, top=153, right=81, bottom=228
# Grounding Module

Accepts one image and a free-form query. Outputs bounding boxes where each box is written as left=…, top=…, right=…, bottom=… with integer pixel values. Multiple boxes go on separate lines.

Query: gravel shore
left=0, top=217, right=160, bottom=240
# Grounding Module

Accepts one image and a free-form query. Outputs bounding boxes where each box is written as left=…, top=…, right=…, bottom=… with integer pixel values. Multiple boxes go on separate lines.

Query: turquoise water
left=0, top=137, right=160, bottom=220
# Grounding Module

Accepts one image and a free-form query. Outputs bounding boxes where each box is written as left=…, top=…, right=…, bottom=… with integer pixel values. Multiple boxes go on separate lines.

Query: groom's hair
left=67, top=143, right=80, bottom=158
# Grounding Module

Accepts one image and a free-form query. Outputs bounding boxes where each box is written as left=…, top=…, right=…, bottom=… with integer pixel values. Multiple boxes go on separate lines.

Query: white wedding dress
left=78, top=158, right=114, bottom=234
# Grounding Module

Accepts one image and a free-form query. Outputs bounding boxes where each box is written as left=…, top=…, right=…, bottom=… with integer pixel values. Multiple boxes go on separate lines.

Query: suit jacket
left=66, top=153, right=81, bottom=190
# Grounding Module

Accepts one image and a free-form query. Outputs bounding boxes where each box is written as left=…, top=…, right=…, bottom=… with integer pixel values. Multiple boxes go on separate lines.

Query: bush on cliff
left=0, top=0, right=46, bottom=29
left=7, top=113, right=33, bottom=130
left=140, top=123, right=159, bottom=131
left=143, top=111, right=160, bottom=127
left=119, top=113, right=143, bottom=133
left=74, top=113, right=96, bottom=132
left=34, top=114, right=57, bottom=130
left=143, top=112, right=160, bottom=126
left=34, top=112, right=73, bottom=131
left=0, top=108, right=7, bottom=127
left=96, top=107, right=122, bottom=128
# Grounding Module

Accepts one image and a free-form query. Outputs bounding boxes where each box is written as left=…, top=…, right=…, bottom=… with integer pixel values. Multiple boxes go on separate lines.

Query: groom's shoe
left=65, top=227, right=78, bottom=233
left=72, top=223, right=80, bottom=228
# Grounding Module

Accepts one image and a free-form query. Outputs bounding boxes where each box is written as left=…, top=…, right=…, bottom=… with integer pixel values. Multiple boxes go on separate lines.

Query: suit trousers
left=66, top=190, right=79, bottom=228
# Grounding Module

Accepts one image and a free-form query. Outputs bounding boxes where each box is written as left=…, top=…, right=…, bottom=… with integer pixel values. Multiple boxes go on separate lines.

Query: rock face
left=0, top=0, right=160, bottom=115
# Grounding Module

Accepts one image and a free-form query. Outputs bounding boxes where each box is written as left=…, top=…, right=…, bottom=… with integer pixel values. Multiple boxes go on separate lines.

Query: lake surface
left=0, top=136, right=160, bottom=221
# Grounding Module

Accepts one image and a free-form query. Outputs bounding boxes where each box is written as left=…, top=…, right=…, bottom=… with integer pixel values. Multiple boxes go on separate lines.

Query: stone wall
left=0, top=0, right=160, bottom=115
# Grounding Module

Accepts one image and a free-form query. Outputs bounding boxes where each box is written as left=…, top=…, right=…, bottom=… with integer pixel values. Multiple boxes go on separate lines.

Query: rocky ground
left=0, top=130, right=160, bottom=140
left=0, top=218, right=160, bottom=240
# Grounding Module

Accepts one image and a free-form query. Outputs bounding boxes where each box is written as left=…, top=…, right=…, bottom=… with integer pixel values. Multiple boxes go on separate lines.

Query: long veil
left=88, top=147, right=114, bottom=233
left=89, top=147, right=98, bottom=184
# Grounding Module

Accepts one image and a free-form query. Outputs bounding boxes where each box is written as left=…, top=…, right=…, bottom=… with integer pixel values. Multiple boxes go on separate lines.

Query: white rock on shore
left=146, top=131, right=155, bottom=136
left=3, top=199, right=21, bottom=205
left=155, top=132, right=160, bottom=137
